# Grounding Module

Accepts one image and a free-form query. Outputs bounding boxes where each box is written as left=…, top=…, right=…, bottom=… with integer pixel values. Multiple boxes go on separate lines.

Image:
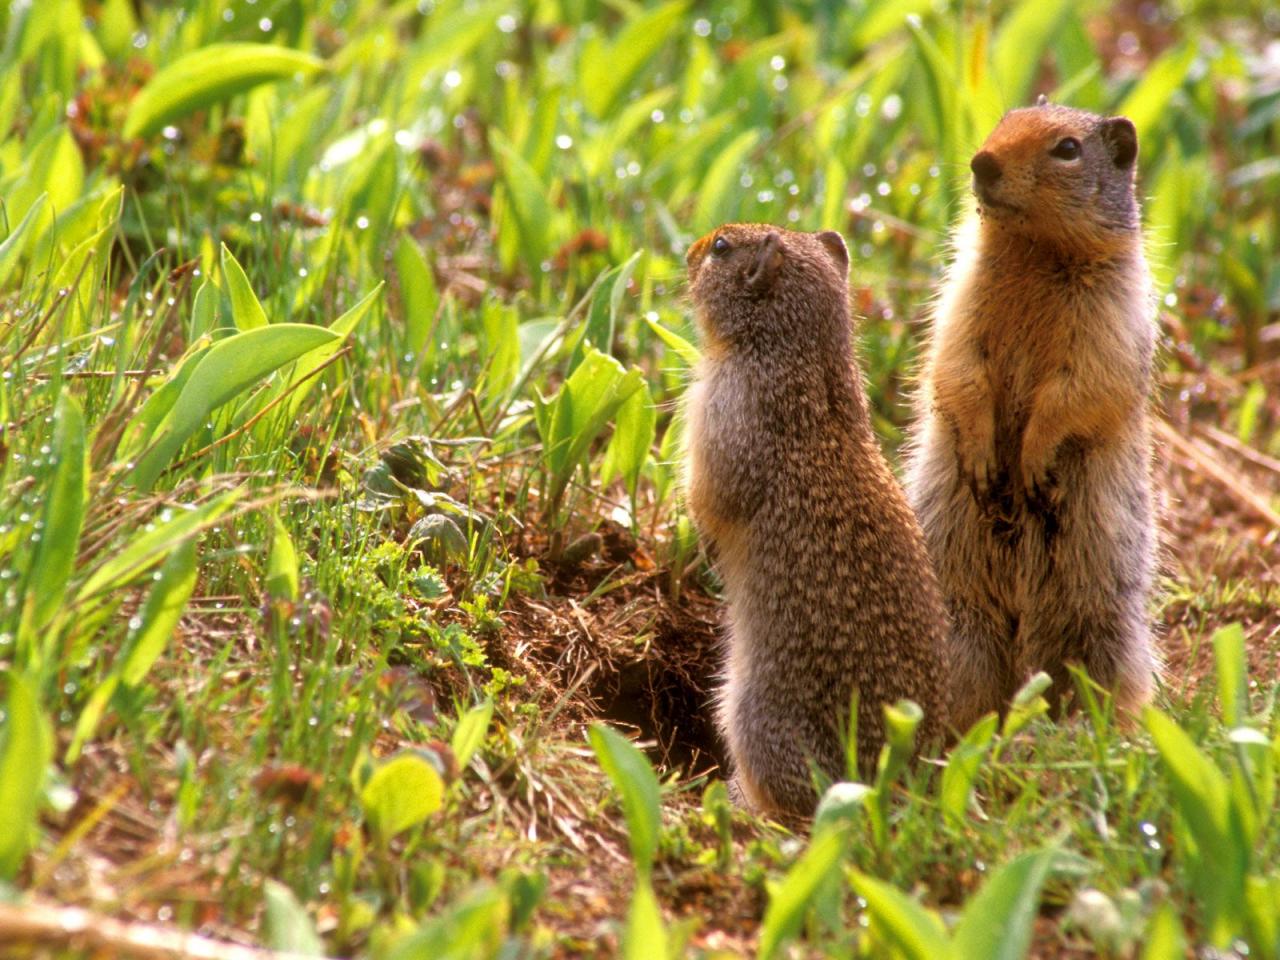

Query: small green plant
left=589, top=724, right=671, bottom=959
left=1144, top=623, right=1278, bottom=954
left=534, top=345, right=646, bottom=534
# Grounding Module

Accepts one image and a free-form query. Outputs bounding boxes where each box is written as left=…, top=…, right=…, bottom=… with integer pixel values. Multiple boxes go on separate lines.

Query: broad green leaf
left=589, top=724, right=662, bottom=874
left=820, top=155, right=848, bottom=236
left=480, top=299, right=521, bottom=401
left=623, top=877, right=669, bottom=960
left=394, top=235, right=439, bottom=359
left=603, top=382, right=656, bottom=500
left=992, top=0, right=1073, bottom=106
left=119, top=538, right=198, bottom=688
left=850, top=870, right=952, bottom=960
left=644, top=315, right=701, bottom=367
left=1236, top=381, right=1266, bottom=445
left=1001, top=671, right=1052, bottom=740
left=0, top=673, right=53, bottom=879
left=116, top=343, right=213, bottom=465
left=906, top=16, right=957, bottom=175
left=360, top=751, right=445, bottom=842
left=266, top=513, right=299, bottom=602
left=450, top=699, right=494, bottom=770
left=189, top=279, right=220, bottom=340
left=264, top=880, right=324, bottom=957
left=492, top=130, right=553, bottom=273
left=1245, top=875, right=1280, bottom=959
left=573, top=251, right=643, bottom=369
left=1144, top=707, right=1246, bottom=945
left=581, top=87, right=675, bottom=178
left=536, top=347, right=646, bottom=512
left=0, top=192, right=48, bottom=291
left=580, top=0, right=688, bottom=118
left=277, top=284, right=381, bottom=423
left=220, top=244, right=268, bottom=330
left=850, top=0, right=931, bottom=48
left=1144, top=708, right=1231, bottom=845
left=123, top=43, right=324, bottom=139
left=66, top=674, right=119, bottom=766
left=402, top=0, right=507, bottom=86
left=812, top=782, right=873, bottom=837
left=1117, top=42, right=1197, bottom=146
left=1212, top=622, right=1247, bottom=728
left=1141, top=903, right=1187, bottom=960
left=96, top=0, right=137, bottom=61
left=19, top=394, right=86, bottom=639
left=759, top=829, right=847, bottom=960
left=384, top=885, right=508, bottom=960
left=129, top=324, right=338, bottom=489
left=5, top=126, right=84, bottom=228
left=952, top=848, right=1057, bottom=960
left=76, top=491, right=241, bottom=605
left=875, top=699, right=923, bottom=789
left=940, top=712, right=998, bottom=826
left=693, top=129, right=760, bottom=234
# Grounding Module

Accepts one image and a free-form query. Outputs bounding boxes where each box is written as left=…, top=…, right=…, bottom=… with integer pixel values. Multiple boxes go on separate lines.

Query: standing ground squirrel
left=684, top=223, right=949, bottom=818
left=906, top=103, right=1159, bottom=731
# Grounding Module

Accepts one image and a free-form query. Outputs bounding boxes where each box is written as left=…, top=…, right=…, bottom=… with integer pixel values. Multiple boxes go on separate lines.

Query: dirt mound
left=494, top=544, right=726, bottom=774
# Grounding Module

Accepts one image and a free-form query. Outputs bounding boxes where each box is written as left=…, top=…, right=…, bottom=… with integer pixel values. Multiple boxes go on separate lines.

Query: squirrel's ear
left=746, top=231, right=784, bottom=292
left=1102, top=117, right=1138, bottom=168
left=816, top=231, right=849, bottom=275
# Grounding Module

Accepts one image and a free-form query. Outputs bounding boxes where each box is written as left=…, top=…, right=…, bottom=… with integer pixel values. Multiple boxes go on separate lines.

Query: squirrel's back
left=686, top=224, right=949, bottom=817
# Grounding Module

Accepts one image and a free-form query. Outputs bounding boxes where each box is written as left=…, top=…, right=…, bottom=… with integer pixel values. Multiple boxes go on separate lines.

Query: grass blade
left=18, top=394, right=87, bottom=647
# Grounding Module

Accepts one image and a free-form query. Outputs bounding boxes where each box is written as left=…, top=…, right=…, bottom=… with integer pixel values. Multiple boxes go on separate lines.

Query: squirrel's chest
left=969, top=276, right=1114, bottom=392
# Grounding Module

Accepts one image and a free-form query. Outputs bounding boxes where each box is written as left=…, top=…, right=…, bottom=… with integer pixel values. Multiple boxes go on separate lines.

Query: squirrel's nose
left=970, top=151, right=1002, bottom=186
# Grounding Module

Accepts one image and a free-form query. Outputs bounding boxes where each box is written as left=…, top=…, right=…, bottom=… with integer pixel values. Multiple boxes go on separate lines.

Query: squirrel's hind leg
left=945, top=601, right=1020, bottom=735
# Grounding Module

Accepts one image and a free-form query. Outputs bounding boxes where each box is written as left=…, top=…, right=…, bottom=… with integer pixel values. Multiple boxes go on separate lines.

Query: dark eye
left=1050, top=137, right=1081, bottom=160
left=711, top=236, right=730, bottom=256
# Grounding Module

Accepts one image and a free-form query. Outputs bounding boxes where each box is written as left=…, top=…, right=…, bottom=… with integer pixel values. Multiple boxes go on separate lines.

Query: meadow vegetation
left=1, top=0, right=1279, bottom=956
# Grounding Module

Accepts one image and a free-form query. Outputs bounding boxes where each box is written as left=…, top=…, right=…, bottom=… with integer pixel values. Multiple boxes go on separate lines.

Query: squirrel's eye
left=1050, top=137, right=1082, bottom=160
left=711, top=236, right=730, bottom=256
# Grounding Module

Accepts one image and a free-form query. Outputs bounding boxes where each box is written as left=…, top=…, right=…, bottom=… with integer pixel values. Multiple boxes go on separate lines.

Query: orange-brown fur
left=907, top=104, right=1159, bottom=732
left=685, top=224, right=949, bottom=818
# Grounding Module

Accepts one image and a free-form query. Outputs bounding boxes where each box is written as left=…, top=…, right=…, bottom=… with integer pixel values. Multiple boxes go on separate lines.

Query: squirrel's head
left=685, top=223, right=851, bottom=356
left=969, top=101, right=1139, bottom=252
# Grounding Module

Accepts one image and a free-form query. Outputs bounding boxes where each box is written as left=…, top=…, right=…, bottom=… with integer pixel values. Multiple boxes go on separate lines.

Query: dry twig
left=0, top=900, right=332, bottom=960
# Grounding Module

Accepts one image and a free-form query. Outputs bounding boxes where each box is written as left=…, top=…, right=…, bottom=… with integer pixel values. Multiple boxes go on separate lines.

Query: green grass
left=2, top=0, right=1280, bottom=957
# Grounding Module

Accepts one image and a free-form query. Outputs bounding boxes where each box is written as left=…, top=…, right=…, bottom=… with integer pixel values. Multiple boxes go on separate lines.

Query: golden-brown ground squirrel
left=906, top=103, right=1159, bottom=731
left=684, top=223, right=949, bottom=818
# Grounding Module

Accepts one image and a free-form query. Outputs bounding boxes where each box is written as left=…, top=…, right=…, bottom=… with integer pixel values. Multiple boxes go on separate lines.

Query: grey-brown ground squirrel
left=684, top=223, right=949, bottom=818
left=906, top=102, right=1160, bottom=732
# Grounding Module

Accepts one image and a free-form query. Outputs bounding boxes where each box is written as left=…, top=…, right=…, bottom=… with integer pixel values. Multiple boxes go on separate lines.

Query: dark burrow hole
left=590, top=606, right=728, bottom=777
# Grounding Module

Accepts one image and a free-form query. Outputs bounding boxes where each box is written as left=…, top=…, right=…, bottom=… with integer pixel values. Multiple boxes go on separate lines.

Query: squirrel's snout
left=970, top=151, right=1002, bottom=185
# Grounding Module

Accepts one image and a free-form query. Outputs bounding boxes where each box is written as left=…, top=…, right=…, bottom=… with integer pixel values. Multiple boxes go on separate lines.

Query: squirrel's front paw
left=957, top=442, right=997, bottom=499
left=1020, top=446, right=1061, bottom=507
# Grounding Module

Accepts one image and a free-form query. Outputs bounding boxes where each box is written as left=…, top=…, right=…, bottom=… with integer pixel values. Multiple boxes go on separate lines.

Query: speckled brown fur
left=684, top=223, right=949, bottom=819
left=906, top=104, right=1160, bottom=732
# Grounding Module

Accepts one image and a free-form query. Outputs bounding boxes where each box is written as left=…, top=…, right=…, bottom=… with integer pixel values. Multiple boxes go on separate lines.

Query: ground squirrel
left=906, top=102, right=1159, bottom=731
left=683, top=223, right=949, bottom=818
